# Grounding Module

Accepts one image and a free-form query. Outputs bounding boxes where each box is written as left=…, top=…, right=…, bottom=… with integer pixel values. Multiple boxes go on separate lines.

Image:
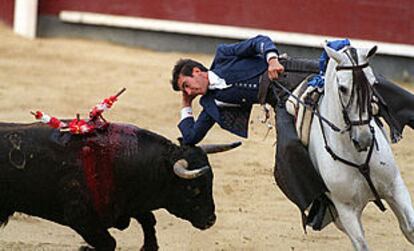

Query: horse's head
left=324, top=43, right=378, bottom=151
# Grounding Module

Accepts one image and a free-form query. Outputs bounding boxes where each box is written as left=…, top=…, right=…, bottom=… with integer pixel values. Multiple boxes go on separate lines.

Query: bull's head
left=167, top=141, right=241, bottom=230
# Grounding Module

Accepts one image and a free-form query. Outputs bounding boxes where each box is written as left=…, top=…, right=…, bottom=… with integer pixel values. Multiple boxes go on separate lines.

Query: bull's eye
left=186, top=185, right=201, bottom=197
left=193, top=206, right=200, bottom=212
left=192, top=188, right=201, bottom=196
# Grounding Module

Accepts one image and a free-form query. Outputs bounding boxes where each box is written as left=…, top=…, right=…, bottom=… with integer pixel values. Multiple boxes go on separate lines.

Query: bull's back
left=0, top=122, right=168, bottom=223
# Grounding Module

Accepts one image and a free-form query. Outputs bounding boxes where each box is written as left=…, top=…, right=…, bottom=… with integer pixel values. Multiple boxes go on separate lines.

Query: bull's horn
left=173, top=159, right=210, bottom=179
left=199, top=141, right=242, bottom=154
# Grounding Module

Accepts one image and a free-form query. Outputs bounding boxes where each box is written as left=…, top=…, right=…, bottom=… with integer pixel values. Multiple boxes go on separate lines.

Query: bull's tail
left=0, top=209, right=13, bottom=227
left=0, top=183, right=14, bottom=227
left=0, top=217, right=10, bottom=227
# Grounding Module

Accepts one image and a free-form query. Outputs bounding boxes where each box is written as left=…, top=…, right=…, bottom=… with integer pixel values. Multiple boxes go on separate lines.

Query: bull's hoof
left=140, top=244, right=159, bottom=251
left=79, top=245, right=95, bottom=251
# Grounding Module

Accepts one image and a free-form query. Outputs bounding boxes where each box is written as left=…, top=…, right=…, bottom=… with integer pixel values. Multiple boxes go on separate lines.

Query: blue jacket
left=179, top=35, right=279, bottom=144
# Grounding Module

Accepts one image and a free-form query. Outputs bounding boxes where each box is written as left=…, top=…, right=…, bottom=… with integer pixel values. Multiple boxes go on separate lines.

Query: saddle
left=285, top=74, right=322, bottom=146
left=258, top=54, right=319, bottom=106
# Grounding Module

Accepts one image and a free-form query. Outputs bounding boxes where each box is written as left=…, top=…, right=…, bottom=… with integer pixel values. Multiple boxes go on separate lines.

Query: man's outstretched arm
left=178, top=109, right=215, bottom=145
left=216, top=35, right=278, bottom=58
left=214, top=35, right=284, bottom=79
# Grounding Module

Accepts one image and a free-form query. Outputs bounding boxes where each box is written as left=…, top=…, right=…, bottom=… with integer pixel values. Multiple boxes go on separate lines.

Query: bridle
left=317, top=51, right=386, bottom=211
left=318, top=58, right=376, bottom=161
left=271, top=46, right=385, bottom=210
left=336, top=48, right=373, bottom=133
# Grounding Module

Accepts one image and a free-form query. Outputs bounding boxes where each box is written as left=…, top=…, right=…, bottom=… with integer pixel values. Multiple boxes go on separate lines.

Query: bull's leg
left=383, top=173, right=414, bottom=244
left=135, top=212, right=159, bottom=251
left=64, top=201, right=116, bottom=251
left=333, top=200, right=369, bottom=251
left=73, top=225, right=116, bottom=251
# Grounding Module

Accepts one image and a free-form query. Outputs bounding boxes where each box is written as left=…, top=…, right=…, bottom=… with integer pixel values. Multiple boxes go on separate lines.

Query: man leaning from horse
left=169, top=35, right=414, bottom=229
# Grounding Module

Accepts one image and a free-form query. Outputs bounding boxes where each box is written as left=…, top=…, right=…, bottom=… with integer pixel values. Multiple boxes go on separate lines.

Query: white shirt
left=180, top=53, right=277, bottom=121
left=207, top=71, right=231, bottom=90
left=180, top=71, right=232, bottom=121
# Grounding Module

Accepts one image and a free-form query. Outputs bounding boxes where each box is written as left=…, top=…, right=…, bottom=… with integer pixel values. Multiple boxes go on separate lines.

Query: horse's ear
left=366, top=45, right=377, bottom=59
left=324, top=44, right=343, bottom=63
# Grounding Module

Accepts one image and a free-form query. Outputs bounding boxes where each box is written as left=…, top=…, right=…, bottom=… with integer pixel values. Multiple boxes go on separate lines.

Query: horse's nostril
left=352, top=138, right=370, bottom=152
left=358, top=146, right=368, bottom=152
left=352, top=139, right=359, bottom=146
left=352, top=139, right=362, bottom=151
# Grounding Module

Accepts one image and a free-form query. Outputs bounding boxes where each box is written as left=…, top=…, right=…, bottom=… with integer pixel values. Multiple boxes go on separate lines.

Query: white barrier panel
left=60, top=11, right=414, bottom=58
left=14, top=0, right=38, bottom=39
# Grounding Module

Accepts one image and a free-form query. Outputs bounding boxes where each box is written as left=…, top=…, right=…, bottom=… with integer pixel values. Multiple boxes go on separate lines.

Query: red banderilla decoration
left=30, top=111, right=67, bottom=128
left=89, top=88, right=126, bottom=121
left=67, top=113, right=95, bottom=134
left=31, top=88, right=126, bottom=135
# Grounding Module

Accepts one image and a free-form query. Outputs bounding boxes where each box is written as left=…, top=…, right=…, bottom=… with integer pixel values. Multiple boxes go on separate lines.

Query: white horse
left=308, top=43, right=414, bottom=250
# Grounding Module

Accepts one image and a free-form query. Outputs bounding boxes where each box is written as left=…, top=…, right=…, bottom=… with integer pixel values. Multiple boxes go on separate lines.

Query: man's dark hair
left=171, top=59, right=208, bottom=91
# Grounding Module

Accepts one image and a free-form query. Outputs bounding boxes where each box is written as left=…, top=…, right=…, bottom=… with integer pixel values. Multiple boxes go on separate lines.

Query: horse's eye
left=339, top=86, right=348, bottom=94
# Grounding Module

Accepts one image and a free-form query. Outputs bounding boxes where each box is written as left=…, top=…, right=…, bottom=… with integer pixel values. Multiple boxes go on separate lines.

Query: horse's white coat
left=308, top=44, right=414, bottom=251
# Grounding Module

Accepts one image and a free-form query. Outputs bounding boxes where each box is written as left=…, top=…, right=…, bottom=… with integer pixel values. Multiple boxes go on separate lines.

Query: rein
left=273, top=56, right=386, bottom=211
left=272, top=78, right=365, bottom=134
left=271, top=80, right=342, bottom=132
left=317, top=108, right=386, bottom=211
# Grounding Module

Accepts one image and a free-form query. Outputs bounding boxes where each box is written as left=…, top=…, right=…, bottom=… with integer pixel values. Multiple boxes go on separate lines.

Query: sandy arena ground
left=0, top=24, right=413, bottom=250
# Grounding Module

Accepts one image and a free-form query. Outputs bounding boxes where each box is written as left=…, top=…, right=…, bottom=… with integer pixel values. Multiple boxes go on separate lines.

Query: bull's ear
left=177, top=137, right=196, bottom=147
left=177, top=137, right=184, bottom=146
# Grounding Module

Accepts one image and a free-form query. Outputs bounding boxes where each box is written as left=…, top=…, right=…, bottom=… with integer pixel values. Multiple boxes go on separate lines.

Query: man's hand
left=182, top=91, right=196, bottom=107
left=268, top=57, right=284, bottom=80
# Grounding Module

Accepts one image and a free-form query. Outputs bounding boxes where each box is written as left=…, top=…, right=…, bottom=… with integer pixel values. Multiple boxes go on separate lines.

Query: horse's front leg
left=383, top=172, right=414, bottom=244
left=135, top=212, right=159, bottom=251
left=332, top=199, right=369, bottom=251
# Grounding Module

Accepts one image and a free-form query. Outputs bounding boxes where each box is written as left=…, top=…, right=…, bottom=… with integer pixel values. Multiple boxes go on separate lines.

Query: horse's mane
left=353, top=67, right=372, bottom=120
left=343, top=47, right=373, bottom=121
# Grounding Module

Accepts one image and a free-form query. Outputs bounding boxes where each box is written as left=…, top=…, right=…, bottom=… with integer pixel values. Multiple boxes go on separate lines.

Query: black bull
left=0, top=122, right=240, bottom=250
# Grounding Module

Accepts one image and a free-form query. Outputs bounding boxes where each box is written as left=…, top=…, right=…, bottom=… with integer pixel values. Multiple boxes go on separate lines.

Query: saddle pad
left=285, top=76, right=321, bottom=146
